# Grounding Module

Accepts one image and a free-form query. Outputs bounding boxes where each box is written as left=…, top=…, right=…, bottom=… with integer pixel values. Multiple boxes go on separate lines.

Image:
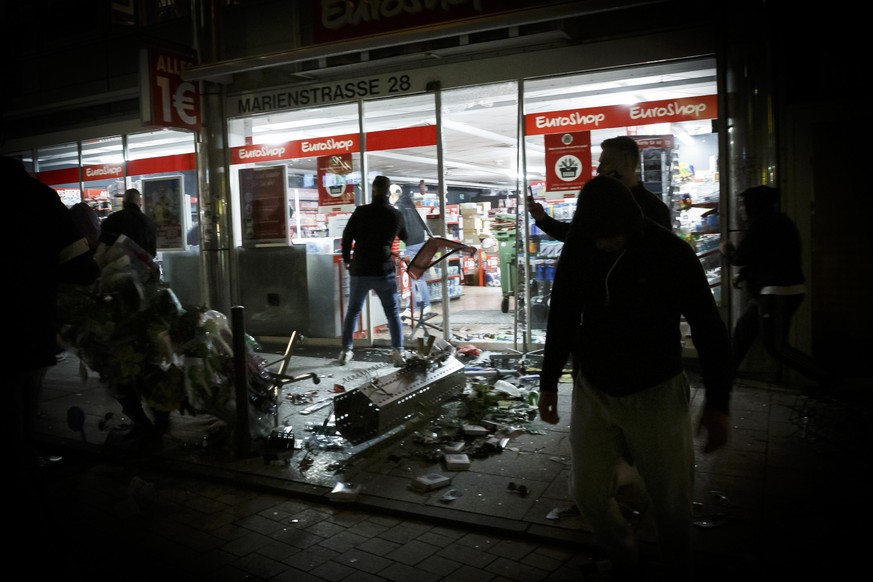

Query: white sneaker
left=420, top=305, right=432, bottom=315
left=338, top=350, right=353, bottom=365
left=400, top=309, right=412, bottom=320
left=390, top=348, right=405, bottom=367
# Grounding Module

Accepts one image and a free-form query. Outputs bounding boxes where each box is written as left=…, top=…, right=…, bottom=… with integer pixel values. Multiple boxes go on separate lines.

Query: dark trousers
left=732, top=293, right=830, bottom=383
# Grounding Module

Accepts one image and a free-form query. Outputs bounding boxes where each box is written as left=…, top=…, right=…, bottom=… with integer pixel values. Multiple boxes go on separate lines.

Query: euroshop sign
left=229, top=126, right=436, bottom=164
left=313, top=0, right=533, bottom=44
left=525, top=95, right=718, bottom=136
left=231, top=134, right=360, bottom=164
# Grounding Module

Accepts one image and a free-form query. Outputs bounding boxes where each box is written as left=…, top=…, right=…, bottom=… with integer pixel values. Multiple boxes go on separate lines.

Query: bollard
left=231, top=306, right=253, bottom=456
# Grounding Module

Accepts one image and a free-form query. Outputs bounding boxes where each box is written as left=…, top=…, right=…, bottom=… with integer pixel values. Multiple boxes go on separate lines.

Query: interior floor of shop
left=376, top=284, right=547, bottom=347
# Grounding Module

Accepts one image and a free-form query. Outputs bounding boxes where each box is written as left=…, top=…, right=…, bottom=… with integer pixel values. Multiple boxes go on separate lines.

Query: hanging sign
left=142, top=47, right=201, bottom=131
left=544, top=132, right=591, bottom=193
left=314, top=0, right=531, bottom=44
left=239, top=166, right=288, bottom=245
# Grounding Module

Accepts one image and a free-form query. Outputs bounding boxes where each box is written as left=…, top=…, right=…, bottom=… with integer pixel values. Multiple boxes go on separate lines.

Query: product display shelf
left=425, top=255, right=463, bottom=302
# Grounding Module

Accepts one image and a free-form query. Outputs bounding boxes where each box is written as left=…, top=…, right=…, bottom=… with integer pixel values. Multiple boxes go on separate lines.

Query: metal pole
left=231, top=305, right=253, bottom=456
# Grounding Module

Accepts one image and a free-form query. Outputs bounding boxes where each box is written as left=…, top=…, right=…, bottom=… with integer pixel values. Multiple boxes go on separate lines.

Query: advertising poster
left=317, top=154, right=355, bottom=205
left=142, top=176, right=185, bottom=250
left=544, top=132, right=591, bottom=193
left=239, top=166, right=288, bottom=245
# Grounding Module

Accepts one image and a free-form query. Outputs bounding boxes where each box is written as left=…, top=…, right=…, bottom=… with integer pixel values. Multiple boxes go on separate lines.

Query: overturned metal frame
left=333, top=356, right=465, bottom=445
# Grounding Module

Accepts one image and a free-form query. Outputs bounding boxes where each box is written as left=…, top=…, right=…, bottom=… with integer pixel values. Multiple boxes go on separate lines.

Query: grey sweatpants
left=570, top=372, right=694, bottom=580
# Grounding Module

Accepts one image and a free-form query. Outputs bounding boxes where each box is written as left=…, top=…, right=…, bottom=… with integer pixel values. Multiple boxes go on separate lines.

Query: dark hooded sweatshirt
left=538, top=176, right=733, bottom=414
left=722, top=185, right=804, bottom=297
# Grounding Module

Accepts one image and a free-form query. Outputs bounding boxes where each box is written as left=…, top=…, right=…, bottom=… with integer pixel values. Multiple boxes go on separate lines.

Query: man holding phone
left=527, top=136, right=672, bottom=238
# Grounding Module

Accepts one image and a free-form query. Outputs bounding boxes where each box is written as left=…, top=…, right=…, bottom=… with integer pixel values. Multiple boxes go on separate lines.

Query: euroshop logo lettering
left=301, top=138, right=354, bottom=153
left=239, top=145, right=287, bottom=159
left=630, top=101, right=708, bottom=121
left=534, top=111, right=606, bottom=130
left=85, top=166, right=123, bottom=177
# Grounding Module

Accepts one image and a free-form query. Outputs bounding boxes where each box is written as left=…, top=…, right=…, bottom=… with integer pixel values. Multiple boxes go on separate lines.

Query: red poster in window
left=545, top=132, right=591, bottom=193
left=317, top=154, right=355, bottom=205
left=239, top=166, right=288, bottom=245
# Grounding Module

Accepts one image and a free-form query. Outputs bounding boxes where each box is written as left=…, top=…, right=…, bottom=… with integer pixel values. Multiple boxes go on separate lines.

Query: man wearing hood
left=719, top=185, right=834, bottom=388
left=537, top=176, right=732, bottom=580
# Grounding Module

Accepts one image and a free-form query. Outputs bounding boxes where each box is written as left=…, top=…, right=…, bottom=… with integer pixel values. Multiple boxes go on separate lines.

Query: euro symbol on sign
left=173, top=81, right=198, bottom=125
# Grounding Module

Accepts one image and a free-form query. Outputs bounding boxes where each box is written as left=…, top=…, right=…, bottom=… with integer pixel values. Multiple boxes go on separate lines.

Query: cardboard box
left=462, top=424, right=490, bottom=436
left=444, top=453, right=471, bottom=471
left=410, top=473, right=452, bottom=492
left=443, top=441, right=466, bottom=453
left=462, top=217, right=481, bottom=230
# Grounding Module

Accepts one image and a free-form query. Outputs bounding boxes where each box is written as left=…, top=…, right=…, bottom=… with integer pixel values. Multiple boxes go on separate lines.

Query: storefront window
left=362, top=92, right=439, bottom=312
left=228, top=102, right=361, bottom=247
left=37, top=142, right=81, bottom=207
left=80, top=136, right=125, bottom=218
left=440, top=82, right=522, bottom=338
left=522, top=58, right=721, bottom=321
left=127, top=129, right=198, bottom=250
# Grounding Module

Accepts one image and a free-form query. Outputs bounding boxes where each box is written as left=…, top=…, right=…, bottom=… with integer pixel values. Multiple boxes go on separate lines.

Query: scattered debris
left=546, top=505, right=580, bottom=520
left=507, top=482, right=529, bottom=497
left=439, top=488, right=462, bottom=503
left=328, top=481, right=361, bottom=502
left=410, top=472, right=452, bottom=492
left=444, top=453, right=471, bottom=471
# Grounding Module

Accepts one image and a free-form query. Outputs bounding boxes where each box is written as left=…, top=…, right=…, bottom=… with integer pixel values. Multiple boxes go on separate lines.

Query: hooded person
left=536, top=175, right=732, bottom=580
left=720, top=185, right=836, bottom=388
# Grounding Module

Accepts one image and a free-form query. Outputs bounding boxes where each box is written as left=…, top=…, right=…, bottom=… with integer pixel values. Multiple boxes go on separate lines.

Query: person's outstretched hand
left=538, top=391, right=560, bottom=424
left=527, top=196, right=546, bottom=221
left=696, top=408, right=729, bottom=453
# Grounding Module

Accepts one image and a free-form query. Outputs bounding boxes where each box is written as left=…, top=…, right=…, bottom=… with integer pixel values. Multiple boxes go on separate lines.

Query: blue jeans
left=341, top=273, right=403, bottom=350
left=404, top=242, right=431, bottom=309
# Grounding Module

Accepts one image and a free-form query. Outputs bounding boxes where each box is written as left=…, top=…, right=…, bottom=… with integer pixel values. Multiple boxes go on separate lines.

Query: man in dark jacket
left=5, top=155, right=99, bottom=545
left=97, top=188, right=157, bottom=258
left=340, top=175, right=408, bottom=367
left=537, top=176, right=732, bottom=581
